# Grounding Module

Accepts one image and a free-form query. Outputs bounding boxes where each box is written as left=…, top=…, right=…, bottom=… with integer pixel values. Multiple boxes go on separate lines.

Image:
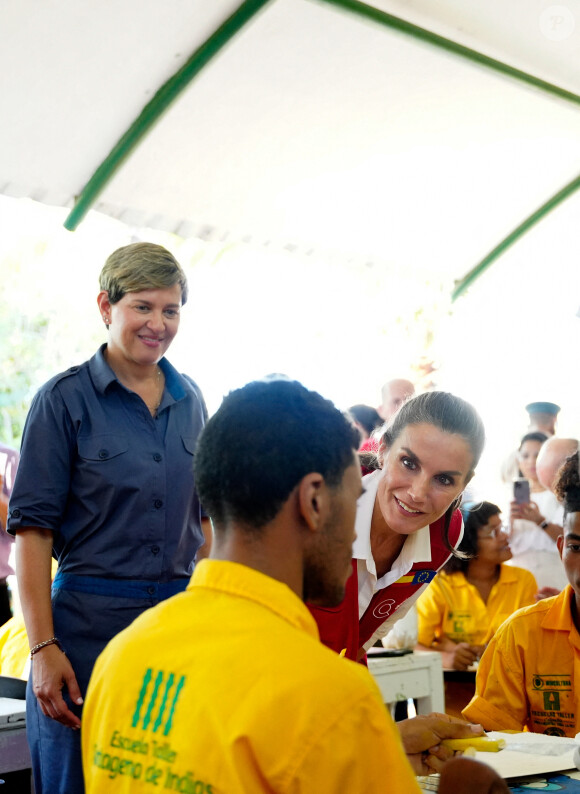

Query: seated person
left=82, top=379, right=507, bottom=794
left=531, top=437, right=579, bottom=599
left=416, top=502, right=537, bottom=670
left=0, top=614, right=29, bottom=680
left=462, top=452, right=580, bottom=737
left=0, top=559, right=59, bottom=680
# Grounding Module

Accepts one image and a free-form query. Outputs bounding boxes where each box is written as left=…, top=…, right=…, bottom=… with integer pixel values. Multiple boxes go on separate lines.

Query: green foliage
left=0, top=271, right=52, bottom=445
left=0, top=200, right=200, bottom=447
left=0, top=219, right=101, bottom=446
left=0, top=317, right=50, bottom=446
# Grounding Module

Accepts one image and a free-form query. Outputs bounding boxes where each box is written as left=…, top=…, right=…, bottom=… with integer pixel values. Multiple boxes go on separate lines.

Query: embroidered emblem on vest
left=372, top=599, right=396, bottom=619
left=394, top=569, right=436, bottom=585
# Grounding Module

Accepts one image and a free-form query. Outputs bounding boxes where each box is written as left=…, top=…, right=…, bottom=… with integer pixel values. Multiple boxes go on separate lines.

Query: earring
left=103, top=316, right=110, bottom=323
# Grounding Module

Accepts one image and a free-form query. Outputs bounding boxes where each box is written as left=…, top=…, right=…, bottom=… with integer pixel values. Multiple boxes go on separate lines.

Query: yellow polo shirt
left=417, top=564, right=537, bottom=648
left=0, top=615, right=29, bottom=679
left=463, top=586, right=580, bottom=737
left=82, top=559, right=420, bottom=793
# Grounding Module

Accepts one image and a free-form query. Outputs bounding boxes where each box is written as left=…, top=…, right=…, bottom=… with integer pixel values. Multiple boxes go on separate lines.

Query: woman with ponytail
left=309, top=390, right=485, bottom=662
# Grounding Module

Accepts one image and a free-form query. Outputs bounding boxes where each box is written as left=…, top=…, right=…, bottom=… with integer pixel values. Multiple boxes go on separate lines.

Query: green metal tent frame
left=64, top=0, right=580, bottom=300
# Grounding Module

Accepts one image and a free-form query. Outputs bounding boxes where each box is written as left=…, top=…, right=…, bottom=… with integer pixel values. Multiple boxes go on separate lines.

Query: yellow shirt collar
left=189, top=559, right=320, bottom=640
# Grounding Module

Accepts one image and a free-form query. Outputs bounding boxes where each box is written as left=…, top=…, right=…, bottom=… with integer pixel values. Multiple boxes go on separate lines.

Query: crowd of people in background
left=0, top=242, right=578, bottom=793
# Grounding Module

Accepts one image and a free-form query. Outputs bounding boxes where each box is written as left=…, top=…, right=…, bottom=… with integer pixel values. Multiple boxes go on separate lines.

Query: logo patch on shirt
left=372, top=599, right=396, bottom=619
left=543, top=692, right=561, bottom=711
left=132, top=668, right=186, bottom=737
left=394, top=570, right=436, bottom=585
left=529, top=673, right=575, bottom=733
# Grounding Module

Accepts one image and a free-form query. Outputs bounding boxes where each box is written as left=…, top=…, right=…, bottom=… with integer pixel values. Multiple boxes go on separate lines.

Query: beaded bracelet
left=30, top=637, right=63, bottom=658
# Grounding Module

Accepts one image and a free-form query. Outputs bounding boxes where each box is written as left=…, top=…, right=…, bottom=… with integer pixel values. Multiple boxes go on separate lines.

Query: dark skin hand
left=451, top=642, right=484, bottom=671
left=398, top=713, right=486, bottom=774
left=417, top=638, right=483, bottom=671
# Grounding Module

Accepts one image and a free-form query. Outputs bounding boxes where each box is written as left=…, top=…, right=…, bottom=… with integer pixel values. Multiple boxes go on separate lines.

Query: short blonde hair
left=99, top=243, right=188, bottom=305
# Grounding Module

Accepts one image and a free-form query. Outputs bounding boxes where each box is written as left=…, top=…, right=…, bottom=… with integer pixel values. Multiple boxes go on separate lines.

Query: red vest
left=308, top=510, right=463, bottom=662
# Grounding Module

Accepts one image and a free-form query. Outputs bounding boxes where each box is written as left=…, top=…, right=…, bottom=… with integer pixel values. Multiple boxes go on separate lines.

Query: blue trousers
left=27, top=576, right=188, bottom=794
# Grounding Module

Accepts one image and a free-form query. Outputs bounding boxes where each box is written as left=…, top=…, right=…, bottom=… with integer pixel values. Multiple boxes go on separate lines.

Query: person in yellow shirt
left=416, top=501, right=537, bottom=670
left=463, top=452, right=580, bottom=736
left=82, top=379, right=507, bottom=794
left=0, top=560, right=59, bottom=681
left=0, top=614, right=29, bottom=679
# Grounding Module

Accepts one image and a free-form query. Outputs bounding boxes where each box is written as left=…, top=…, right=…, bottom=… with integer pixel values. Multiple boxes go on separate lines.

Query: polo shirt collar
left=90, top=344, right=117, bottom=393
left=158, top=357, right=186, bottom=400
left=543, top=585, right=576, bottom=634
left=498, top=564, right=522, bottom=584
left=89, top=344, right=186, bottom=401
left=190, top=559, right=320, bottom=640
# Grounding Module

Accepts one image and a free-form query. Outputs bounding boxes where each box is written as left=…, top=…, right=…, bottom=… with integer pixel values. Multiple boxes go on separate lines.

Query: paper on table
left=472, top=732, right=578, bottom=778
left=418, top=733, right=580, bottom=792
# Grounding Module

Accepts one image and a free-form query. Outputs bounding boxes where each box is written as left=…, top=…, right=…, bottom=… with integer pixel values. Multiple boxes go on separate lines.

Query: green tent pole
left=452, top=174, right=580, bottom=301
left=321, top=0, right=580, bottom=298
left=64, top=0, right=273, bottom=231
left=319, top=0, right=580, bottom=107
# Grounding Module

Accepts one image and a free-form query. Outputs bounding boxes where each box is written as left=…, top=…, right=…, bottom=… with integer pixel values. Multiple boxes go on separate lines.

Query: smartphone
left=513, top=477, right=531, bottom=504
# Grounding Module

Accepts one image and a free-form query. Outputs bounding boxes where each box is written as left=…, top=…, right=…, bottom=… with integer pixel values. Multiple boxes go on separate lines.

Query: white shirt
left=354, top=470, right=444, bottom=649
left=506, top=488, right=567, bottom=590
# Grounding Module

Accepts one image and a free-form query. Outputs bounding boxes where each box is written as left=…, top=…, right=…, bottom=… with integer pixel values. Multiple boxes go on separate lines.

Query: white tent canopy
left=2, top=0, right=580, bottom=294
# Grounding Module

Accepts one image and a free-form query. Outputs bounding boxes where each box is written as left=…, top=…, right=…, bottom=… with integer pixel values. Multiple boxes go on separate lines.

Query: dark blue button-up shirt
left=8, top=345, right=206, bottom=581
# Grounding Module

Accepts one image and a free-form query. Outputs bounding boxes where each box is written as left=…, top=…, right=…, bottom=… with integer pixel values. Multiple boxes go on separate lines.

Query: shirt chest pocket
left=180, top=437, right=197, bottom=456
left=77, top=434, right=129, bottom=463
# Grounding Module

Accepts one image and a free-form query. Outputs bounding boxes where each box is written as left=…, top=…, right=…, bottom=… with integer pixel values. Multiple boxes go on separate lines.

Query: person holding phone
left=506, top=432, right=567, bottom=593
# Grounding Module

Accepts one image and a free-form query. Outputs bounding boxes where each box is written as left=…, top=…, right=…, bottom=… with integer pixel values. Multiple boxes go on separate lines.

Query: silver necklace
left=145, top=367, right=164, bottom=416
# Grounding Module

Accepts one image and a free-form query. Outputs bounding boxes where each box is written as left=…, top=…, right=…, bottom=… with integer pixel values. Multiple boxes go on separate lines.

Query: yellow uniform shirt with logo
left=82, top=559, right=420, bottom=793
left=416, top=564, right=537, bottom=648
left=463, top=585, right=580, bottom=737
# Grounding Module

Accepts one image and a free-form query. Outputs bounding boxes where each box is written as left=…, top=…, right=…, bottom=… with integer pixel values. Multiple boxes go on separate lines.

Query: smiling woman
left=96, top=243, right=186, bottom=415
left=6, top=242, right=208, bottom=794
left=308, top=390, right=485, bottom=662
left=97, top=285, right=183, bottom=415
left=375, top=423, right=473, bottom=542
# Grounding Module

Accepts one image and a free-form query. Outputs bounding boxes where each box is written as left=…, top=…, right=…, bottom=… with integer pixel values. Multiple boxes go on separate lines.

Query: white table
left=0, top=696, right=32, bottom=791
left=368, top=650, right=445, bottom=715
